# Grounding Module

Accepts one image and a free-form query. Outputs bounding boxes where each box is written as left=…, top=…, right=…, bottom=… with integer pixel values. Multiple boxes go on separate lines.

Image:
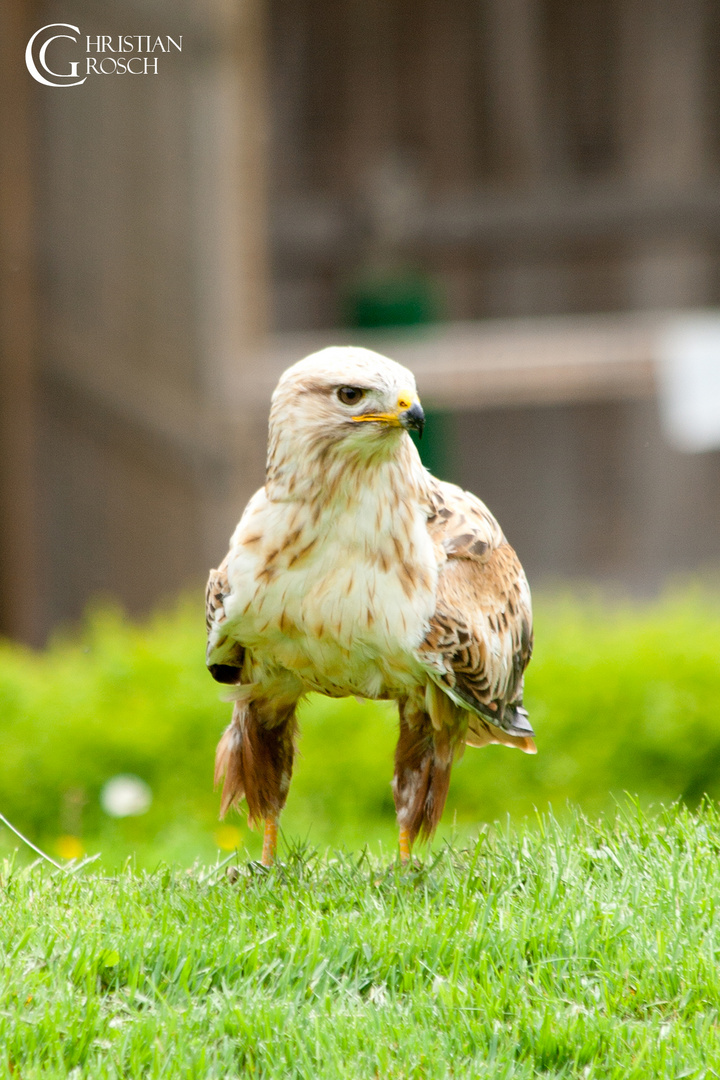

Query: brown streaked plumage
left=206, top=346, right=534, bottom=865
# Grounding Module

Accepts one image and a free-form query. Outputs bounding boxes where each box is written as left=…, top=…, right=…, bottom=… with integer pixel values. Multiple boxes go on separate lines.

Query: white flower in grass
left=100, top=775, right=152, bottom=818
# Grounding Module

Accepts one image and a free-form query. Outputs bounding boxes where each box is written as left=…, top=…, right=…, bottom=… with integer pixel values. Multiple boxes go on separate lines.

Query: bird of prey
left=206, top=346, right=534, bottom=865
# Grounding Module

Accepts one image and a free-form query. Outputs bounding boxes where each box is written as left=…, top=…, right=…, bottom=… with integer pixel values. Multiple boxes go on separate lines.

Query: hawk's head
left=267, top=347, right=425, bottom=479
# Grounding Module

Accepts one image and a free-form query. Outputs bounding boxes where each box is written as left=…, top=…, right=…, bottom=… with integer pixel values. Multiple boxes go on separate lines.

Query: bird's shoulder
left=206, top=486, right=269, bottom=617
left=205, top=486, right=272, bottom=682
left=425, top=477, right=504, bottom=561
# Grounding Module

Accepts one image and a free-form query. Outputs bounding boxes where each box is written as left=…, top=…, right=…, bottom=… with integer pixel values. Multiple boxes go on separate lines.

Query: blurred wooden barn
left=2, top=0, right=720, bottom=643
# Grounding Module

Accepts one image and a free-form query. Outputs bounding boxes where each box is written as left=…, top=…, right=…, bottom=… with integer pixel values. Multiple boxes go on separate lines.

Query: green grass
left=2, top=800, right=720, bottom=1078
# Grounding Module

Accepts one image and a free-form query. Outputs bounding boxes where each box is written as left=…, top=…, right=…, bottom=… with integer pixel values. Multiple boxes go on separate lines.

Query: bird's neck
left=265, top=430, right=431, bottom=513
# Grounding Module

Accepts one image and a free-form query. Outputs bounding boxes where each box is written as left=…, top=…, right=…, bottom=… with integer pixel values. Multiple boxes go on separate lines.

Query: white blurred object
left=100, top=775, right=152, bottom=818
left=657, top=315, right=720, bottom=452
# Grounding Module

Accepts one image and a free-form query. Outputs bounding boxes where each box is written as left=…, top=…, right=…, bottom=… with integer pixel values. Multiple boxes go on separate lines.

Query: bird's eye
left=337, top=386, right=365, bottom=406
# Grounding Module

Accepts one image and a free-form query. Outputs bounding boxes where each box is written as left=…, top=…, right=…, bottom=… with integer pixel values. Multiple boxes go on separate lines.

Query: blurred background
left=2, top=0, right=720, bottom=865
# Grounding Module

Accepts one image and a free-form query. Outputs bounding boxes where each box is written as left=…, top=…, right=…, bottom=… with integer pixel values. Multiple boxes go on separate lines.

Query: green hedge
left=2, top=587, right=720, bottom=865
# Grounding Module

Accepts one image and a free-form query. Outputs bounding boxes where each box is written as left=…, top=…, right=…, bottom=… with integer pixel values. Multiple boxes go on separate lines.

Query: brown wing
left=420, top=479, right=534, bottom=741
left=205, top=557, right=245, bottom=684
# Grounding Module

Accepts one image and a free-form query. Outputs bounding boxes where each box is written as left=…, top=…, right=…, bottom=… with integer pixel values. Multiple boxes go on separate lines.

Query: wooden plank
left=0, top=0, right=40, bottom=643
left=248, top=311, right=665, bottom=410
left=190, top=0, right=271, bottom=403
left=419, top=0, right=478, bottom=194
left=541, top=0, right=617, bottom=177
left=619, top=0, right=710, bottom=187
left=47, top=309, right=663, bottom=438
left=342, top=0, right=396, bottom=189
left=618, top=0, right=712, bottom=308
left=482, top=0, right=558, bottom=184
left=270, top=183, right=720, bottom=262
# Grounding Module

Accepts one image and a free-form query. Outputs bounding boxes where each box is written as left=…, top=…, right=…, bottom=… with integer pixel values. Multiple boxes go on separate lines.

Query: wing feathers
left=421, top=478, right=534, bottom=747
left=426, top=478, right=504, bottom=560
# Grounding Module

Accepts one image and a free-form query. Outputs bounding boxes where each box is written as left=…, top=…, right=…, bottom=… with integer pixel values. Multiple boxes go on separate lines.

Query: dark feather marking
left=398, top=562, right=416, bottom=599
left=284, top=528, right=303, bottom=549
left=287, top=537, right=318, bottom=568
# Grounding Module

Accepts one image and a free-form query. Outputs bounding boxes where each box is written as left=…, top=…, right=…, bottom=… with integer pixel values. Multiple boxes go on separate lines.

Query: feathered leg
left=392, top=694, right=459, bottom=861
left=214, top=700, right=298, bottom=865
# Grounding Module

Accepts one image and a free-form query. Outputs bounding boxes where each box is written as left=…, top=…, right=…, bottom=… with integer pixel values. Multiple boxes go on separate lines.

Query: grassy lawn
left=4, top=587, right=720, bottom=1074
left=2, top=800, right=720, bottom=1078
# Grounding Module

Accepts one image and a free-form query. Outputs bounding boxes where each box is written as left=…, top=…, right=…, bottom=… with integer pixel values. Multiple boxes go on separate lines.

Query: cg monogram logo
left=25, top=23, right=86, bottom=87
left=25, top=26, right=181, bottom=82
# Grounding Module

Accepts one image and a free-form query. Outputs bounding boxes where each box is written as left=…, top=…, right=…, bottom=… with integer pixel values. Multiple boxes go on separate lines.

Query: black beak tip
left=402, top=402, right=425, bottom=439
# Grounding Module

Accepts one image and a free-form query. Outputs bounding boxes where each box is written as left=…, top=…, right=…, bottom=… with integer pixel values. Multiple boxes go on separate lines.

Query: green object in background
left=409, top=410, right=455, bottom=482
left=343, top=268, right=455, bottom=481
left=344, top=269, right=439, bottom=330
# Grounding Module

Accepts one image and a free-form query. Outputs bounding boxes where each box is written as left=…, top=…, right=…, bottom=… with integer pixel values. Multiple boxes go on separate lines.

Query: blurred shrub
left=2, top=587, right=720, bottom=865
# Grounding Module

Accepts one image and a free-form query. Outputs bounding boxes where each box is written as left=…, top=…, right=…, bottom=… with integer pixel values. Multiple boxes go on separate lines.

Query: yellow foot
left=261, top=817, right=278, bottom=867
left=398, top=827, right=412, bottom=864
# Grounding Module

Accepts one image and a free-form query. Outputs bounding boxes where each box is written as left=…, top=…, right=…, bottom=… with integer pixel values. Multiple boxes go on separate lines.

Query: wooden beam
left=246, top=311, right=668, bottom=411
left=190, top=0, right=271, bottom=404
left=0, top=0, right=40, bottom=643
left=188, top=0, right=271, bottom=562
left=619, top=0, right=710, bottom=188
left=482, top=0, right=559, bottom=185
left=271, top=182, right=720, bottom=264
left=618, top=0, right=713, bottom=308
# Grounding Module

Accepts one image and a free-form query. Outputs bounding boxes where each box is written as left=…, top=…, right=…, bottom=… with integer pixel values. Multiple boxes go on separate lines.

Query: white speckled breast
left=223, top=464, right=438, bottom=699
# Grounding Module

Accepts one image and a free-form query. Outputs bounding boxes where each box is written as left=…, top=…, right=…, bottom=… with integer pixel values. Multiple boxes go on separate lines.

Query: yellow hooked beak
left=351, top=391, right=425, bottom=438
